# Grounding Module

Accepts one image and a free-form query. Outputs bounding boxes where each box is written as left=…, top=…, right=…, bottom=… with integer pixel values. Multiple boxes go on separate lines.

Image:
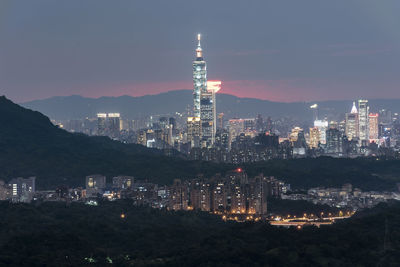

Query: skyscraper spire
left=351, top=101, right=358, bottom=113
left=196, top=33, right=203, bottom=59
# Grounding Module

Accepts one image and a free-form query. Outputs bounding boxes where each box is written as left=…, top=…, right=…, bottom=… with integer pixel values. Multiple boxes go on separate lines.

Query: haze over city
left=1, top=0, right=400, bottom=102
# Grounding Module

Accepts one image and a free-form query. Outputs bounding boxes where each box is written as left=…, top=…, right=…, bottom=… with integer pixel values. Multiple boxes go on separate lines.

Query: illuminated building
left=169, top=179, right=189, bottom=211
left=309, top=127, right=320, bottom=148
left=193, top=34, right=207, bottom=118
left=107, top=113, right=121, bottom=139
left=97, top=113, right=107, bottom=136
left=228, top=119, right=245, bottom=148
left=192, top=34, right=217, bottom=147
left=187, top=117, right=201, bottom=148
left=212, top=181, right=227, bottom=212
left=85, top=175, right=106, bottom=197
left=137, top=130, right=147, bottom=146
left=249, top=174, right=268, bottom=216
left=8, top=177, right=36, bottom=203
left=325, top=128, right=343, bottom=155
left=207, top=80, right=221, bottom=144
left=368, top=113, right=379, bottom=141
left=358, top=100, right=369, bottom=145
left=314, top=120, right=328, bottom=144
left=310, top=103, right=318, bottom=121
left=289, top=127, right=303, bottom=143
left=112, top=176, right=134, bottom=190
left=190, top=180, right=211, bottom=211
left=97, top=113, right=120, bottom=139
left=345, top=102, right=359, bottom=140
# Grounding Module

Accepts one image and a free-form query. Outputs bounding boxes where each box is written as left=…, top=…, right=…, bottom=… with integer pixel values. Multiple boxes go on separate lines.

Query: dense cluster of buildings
left=77, top=170, right=286, bottom=217
left=0, top=171, right=289, bottom=217
left=0, top=177, right=36, bottom=203
left=53, top=35, right=400, bottom=162
left=3, top=172, right=398, bottom=216
left=283, top=183, right=400, bottom=210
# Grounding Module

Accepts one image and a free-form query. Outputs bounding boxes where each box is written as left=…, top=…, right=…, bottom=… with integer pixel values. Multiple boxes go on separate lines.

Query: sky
left=1, top=0, right=400, bottom=103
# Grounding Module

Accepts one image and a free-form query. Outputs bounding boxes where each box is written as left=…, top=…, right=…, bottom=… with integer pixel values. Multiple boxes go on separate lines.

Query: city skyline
left=1, top=1, right=400, bottom=102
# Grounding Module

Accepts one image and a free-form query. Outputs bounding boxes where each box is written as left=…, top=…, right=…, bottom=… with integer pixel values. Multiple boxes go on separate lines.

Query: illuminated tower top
left=351, top=101, right=358, bottom=113
left=196, top=33, right=203, bottom=59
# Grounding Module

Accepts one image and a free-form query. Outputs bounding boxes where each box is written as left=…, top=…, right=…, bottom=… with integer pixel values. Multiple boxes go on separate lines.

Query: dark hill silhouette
left=0, top=96, right=228, bottom=189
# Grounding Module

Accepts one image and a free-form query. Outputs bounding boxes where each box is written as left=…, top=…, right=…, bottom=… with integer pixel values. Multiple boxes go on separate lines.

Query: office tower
left=97, top=113, right=120, bottom=139
left=326, top=128, right=343, bottom=154
left=207, top=80, right=221, bottom=144
left=358, top=100, right=369, bottom=145
left=187, top=117, right=201, bottom=148
left=368, top=113, right=379, bottom=141
left=193, top=34, right=207, bottom=118
left=310, top=103, right=318, bottom=121
left=309, top=127, right=320, bottom=148
left=97, top=113, right=107, bottom=136
left=314, top=120, right=328, bottom=144
left=8, top=177, right=36, bottom=203
left=107, top=113, right=121, bottom=139
left=345, top=102, right=359, bottom=140
left=192, top=34, right=215, bottom=147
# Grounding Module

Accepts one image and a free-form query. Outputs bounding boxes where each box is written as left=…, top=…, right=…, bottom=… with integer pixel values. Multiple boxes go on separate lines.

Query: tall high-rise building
left=368, top=113, right=379, bottom=141
left=193, top=34, right=216, bottom=147
left=326, top=128, right=343, bottom=154
left=309, top=127, right=320, bottom=148
left=358, top=100, right=369, bottom=145
left=97, top=113, right=120, bottom=139
left=314, top=120, right=328, bottom=144
left=97, top=113, right=107, bottom=136
left=107, top=113, right=121, bottom=139
left=310, top=103, right=319, bottom=121
left=187, top=117, right=201, bottom=148
left=207, top=80, right=221, bottom=145
left=193, top=34, right=207, bottom=118
left=345, top=102, right=359, bottom=140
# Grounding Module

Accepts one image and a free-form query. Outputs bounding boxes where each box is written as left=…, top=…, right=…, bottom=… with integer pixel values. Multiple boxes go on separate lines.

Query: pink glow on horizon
left=23, top=79, right=400, bottom=103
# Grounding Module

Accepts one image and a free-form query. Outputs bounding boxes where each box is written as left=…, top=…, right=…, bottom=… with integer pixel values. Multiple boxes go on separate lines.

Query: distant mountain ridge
left=22, top=90, right=400, bottom=121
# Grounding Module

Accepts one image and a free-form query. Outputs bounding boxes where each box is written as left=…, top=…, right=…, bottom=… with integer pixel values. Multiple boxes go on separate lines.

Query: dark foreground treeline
left=0, top=200, right=399, bottom=266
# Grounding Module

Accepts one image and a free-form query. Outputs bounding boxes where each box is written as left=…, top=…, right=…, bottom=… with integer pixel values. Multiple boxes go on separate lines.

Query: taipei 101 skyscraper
left=193, top=34, right=207, bottom=118
left=193, top=34, right=214, bottom=147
